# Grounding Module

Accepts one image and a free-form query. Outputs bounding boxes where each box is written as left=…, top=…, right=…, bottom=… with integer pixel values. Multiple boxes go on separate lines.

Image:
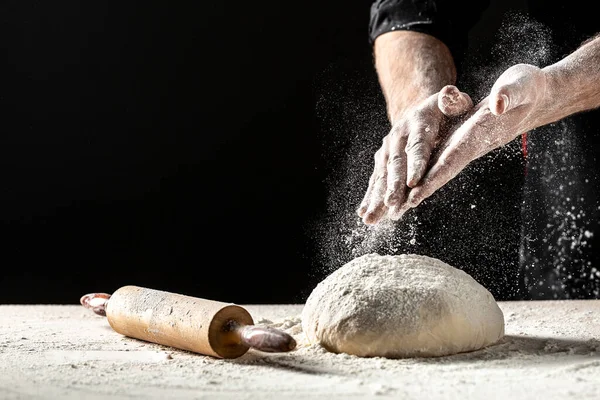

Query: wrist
left=539, top=66, right=568, bottom=125
left=540, top=41, right=600, bottom=124
left=374, top=31, right=456, bottom=125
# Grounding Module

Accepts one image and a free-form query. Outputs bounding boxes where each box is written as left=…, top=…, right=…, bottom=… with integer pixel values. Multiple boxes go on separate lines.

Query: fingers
left=406, top=104, right=497, bottom=208
left=388, top=202, right=411, bottom=221
left=403, top=86, right=477, bottom=206
left=357, top=85, right=477, bottom=225
left=357, top=127, right=411, bottom=225
left=404, top=93, right=446, bottom=188
left=489, top=64, right=544, bottom=116
left=406, top=137, right=472, bottom=209
left=357, top=173, right=388, bottom=225
left=357, top=174, right=376, bottom=217
left=364, top=173, right=389, bottom=225
left=357, top=145, right=390, bottom=225
left=404, top=118, right=438, bottom=188
left=438, top=85, right=473, bottom=117
left=361, top=119, right=436, bottom=223
left=384, top=133, right=408, bottom=207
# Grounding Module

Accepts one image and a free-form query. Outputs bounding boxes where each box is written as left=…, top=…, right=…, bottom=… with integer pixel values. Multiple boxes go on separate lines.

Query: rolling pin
left=80, top=285, right=296, bottom=359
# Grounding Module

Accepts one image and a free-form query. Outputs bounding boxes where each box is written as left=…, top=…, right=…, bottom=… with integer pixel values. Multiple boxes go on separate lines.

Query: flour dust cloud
left=305, top=10, right=599, bottom=301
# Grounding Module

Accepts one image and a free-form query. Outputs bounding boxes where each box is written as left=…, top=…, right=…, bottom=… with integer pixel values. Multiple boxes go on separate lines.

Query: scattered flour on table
left=1, top=305, right=600, bottom=399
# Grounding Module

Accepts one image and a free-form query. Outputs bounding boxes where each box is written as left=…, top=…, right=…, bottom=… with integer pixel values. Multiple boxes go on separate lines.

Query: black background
left=1, top=1, right=522, bottom=304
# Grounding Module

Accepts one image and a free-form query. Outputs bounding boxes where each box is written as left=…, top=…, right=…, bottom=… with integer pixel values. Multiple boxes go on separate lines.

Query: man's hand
left=399, top=33, right=600, bottom=216
left=359, top=30, right=600, bottom=226
left=357, top=85, right=472, bottom=225
left=406, top=63, right=548, bottom=210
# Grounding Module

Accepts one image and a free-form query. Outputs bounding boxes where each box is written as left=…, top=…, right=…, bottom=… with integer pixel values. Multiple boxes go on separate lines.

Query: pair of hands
left=357, top=63, right=547, bottom=225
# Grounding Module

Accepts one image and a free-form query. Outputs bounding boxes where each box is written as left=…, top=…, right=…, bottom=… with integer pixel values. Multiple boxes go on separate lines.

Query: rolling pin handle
left=80, top=293, right=111, bottom=317
left=226, top=321, right=297, bottom=353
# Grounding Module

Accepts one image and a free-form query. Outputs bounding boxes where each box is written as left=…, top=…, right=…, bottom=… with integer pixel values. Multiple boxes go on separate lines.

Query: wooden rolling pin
left=80, top=285, right=296, bottom=359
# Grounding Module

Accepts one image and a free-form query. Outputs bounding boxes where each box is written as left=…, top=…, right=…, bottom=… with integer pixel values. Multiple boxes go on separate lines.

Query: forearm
left=541, top=34, right=600, bottom=125
left=374, top=31, right=456, bottom=124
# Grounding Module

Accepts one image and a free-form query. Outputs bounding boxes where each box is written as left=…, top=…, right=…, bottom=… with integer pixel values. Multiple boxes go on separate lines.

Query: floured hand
left=405, top=64, right=548, bottom=210
left=357, top=85, right=472, bottom=225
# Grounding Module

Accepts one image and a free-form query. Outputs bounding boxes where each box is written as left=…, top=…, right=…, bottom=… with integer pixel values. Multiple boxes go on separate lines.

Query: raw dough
left=301, top=253, right=504, bottom=358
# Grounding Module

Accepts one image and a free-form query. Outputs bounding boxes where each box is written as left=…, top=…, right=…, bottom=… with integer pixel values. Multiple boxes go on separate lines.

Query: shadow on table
left=227, top=335, right=600, bottom=376
left=432, top=335, right=600, bottom=363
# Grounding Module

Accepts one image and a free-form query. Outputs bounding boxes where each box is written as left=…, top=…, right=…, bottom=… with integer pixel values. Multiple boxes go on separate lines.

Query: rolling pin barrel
left=105, top=285, right=255, bottom=359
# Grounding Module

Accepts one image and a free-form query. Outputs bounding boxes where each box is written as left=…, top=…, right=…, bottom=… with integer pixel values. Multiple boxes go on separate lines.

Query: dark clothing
left=369, top=0, right=490, bottom=57
left=369, top=1, right=598, bottom=56
left=368, top=0, right=600, bottom=299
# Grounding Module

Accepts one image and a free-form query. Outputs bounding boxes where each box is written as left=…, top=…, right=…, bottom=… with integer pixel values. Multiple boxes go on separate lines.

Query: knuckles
left=386, top=153, right=404, bottom=167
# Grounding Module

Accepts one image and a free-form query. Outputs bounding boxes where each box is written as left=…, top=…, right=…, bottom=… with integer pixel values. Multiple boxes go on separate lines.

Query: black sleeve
left=369, top=0, right=491, bottom=56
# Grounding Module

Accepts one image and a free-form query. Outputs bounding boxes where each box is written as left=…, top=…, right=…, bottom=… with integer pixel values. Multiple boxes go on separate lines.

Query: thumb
left=489, top=64, right=544, bottom=115
left=438, top=85, right=473, bottom=117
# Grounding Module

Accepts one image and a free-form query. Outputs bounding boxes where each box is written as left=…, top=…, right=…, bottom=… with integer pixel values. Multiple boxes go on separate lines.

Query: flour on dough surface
left=301, top=253, right=505, bottom=358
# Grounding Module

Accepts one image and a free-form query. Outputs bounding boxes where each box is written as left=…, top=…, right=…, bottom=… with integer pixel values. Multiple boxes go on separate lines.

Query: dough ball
left=301, top=253, right=504, bottom=358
